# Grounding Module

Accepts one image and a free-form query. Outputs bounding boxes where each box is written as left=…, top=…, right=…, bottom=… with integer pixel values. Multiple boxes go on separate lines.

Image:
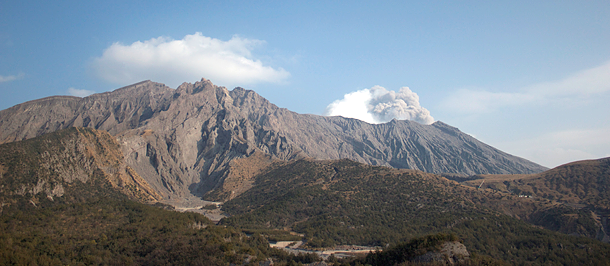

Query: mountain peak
left=0, top=78, right=547, bottom=200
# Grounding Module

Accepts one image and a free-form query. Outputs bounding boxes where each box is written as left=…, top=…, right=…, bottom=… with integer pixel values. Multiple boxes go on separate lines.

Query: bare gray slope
left=0, top=79, right=547, bottom=199
left=273, top=115, right=545, bottom=175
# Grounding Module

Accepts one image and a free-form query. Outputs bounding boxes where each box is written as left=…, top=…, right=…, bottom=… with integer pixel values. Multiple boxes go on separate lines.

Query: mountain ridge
left=0, top=79, right=547, bottom=200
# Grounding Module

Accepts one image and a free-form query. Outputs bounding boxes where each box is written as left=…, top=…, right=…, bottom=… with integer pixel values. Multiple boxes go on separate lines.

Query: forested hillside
left=462, top=157, right=610, bottom=241
left=220, top=159, right=610, bottom=264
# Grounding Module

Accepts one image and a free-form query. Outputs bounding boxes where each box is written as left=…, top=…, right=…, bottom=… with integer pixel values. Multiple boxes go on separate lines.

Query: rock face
left=0, top=79, right=547, bottom=199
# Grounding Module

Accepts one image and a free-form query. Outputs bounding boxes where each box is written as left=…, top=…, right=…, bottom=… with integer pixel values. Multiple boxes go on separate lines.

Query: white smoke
left=325, top=86, right=434, bottom=125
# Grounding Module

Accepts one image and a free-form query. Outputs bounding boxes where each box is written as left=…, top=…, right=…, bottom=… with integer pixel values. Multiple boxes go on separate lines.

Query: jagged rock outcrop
left=0, top=79, right=547, bottom=200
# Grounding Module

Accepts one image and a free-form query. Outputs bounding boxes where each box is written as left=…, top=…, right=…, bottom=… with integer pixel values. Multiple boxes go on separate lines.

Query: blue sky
left=1, top=0, right=609, bottom=168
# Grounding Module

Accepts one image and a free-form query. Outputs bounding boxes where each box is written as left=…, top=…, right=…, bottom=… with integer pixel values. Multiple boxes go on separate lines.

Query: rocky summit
left=0, top=79, right=547, bottom=200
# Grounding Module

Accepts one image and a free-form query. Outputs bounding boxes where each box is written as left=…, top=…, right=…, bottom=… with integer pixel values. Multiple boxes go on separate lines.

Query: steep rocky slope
left=0, top=127, right=160, bottom=204
left=0, top=79, right=546, bottom=199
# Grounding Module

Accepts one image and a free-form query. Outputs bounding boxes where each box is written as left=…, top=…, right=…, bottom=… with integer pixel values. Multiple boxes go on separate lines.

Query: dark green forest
left=0, top=190, right=329, bottom=265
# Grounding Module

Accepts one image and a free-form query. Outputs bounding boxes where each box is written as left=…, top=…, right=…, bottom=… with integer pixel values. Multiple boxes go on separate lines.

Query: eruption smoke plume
left=325, top=86, right=434, bottom=125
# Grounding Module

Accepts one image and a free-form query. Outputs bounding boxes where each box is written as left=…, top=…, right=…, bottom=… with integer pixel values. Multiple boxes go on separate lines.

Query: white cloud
left=92, top=33, right=290, bottom=88
left=67, top=87, right=95, bottom=97
left=0, top=73, right=24, bottom=83
left=441, top=60, right=610, bottom=114
left=325, top=86, right=434, bottom=125
left=527, top=61, right=610, bottom=96
left=434, top=61, right=610, bottom=169
left=497, top=127, right=610, bottom=168
left=440, top=89, right=535, bottom=113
